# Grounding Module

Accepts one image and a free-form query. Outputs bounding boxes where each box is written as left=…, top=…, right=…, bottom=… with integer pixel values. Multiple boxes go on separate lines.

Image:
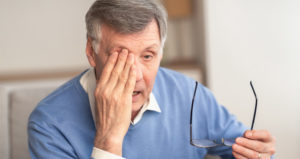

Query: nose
left=134, top=58, right=143, bottom=82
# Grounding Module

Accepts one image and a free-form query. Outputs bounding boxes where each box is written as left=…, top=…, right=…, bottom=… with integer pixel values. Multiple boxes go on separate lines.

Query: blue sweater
left=28, top=68, right=247, bottom=159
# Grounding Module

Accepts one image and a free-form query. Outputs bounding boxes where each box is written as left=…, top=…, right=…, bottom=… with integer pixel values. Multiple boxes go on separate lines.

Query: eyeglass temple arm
left=190, top=81, right=198, bottom=143
left=250, top=81, right=258, bottom=130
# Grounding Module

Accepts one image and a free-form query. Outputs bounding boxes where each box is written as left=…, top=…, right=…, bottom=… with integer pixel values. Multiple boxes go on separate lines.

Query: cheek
left=144, top=58, right=161, bottom=87
left=98, top=55, right=108, bottom=67
left=94, top=54, right=108, bottom=79
left=143, top=66, right=159, bottom=91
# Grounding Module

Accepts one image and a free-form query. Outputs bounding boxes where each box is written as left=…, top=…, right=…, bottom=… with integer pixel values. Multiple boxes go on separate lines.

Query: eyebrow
left=106, top=43, right=160, bottom=54
left=144, top=44, right=159, bottom=51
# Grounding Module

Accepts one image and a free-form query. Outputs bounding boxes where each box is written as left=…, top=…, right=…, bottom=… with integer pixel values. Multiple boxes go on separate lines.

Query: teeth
left=132, top=91, right=139, bottom=95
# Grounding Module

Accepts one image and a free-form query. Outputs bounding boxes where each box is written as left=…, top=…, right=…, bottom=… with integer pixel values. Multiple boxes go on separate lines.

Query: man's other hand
left=232, top=130, right=276, bottom=159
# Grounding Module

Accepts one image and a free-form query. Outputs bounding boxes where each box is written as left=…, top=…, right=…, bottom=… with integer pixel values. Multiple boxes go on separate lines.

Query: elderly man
left=28, top=0, right=275, bottom=158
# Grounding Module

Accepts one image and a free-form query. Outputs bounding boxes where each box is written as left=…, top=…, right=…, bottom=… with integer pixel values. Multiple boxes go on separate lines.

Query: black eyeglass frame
left=190, top=81, right=258, bottom=148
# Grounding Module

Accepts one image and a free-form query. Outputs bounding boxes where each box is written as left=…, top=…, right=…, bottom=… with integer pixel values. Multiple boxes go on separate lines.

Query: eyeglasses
left=190, top=81, right=258, bottom=148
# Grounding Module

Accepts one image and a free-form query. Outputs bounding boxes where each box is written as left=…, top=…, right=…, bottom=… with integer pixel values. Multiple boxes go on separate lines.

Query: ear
left=86, top=38, right=96, bottom=67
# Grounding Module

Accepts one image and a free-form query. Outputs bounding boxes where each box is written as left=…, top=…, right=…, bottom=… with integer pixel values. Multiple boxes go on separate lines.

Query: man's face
left=87, top=20, right=162, bottom=113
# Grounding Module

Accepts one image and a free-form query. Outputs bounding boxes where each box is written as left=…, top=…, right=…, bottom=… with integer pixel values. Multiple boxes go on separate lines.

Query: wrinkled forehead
left=100, top=21, right=161, bottom=54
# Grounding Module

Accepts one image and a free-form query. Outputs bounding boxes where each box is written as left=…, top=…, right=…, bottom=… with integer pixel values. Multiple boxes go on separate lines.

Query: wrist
left=94, top=135, right=123, bottom=156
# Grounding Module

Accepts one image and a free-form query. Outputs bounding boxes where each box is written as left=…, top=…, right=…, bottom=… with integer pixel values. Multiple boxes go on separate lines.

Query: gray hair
left=85, top=0, right=168, bottom=54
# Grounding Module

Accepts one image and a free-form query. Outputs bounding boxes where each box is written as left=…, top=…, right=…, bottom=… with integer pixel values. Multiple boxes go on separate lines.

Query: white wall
left=0, top=0, right=93, bottom=75
left=0, top=0, right=198, bottom=77
left=204, top=0, right=300, bottom=158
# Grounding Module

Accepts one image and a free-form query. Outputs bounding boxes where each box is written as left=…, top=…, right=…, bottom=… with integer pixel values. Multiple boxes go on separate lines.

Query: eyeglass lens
left=190, top=81, right=258, bottom=148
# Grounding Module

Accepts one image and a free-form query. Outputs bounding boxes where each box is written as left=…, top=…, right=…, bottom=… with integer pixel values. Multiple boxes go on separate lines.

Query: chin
left=132, top=100, right=143, bottom=110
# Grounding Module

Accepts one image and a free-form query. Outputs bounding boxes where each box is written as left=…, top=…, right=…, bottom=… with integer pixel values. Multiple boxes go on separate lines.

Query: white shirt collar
left=79, top=68, right=161, bottom=126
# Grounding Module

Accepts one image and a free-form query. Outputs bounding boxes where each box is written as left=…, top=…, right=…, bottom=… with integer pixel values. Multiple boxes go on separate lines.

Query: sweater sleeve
left=28, top=121, right=78, bottom=159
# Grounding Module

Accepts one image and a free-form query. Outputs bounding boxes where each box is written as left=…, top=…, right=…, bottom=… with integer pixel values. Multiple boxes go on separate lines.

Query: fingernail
left=236, top=137, right=242, bottom=143
left=118, top=49, right=125, bottom=55
left=112, top=52, right=118, bottom=58
left=232, top=144, right=238, bottom=149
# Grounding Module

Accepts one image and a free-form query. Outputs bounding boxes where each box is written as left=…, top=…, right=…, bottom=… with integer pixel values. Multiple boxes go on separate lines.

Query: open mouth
left=132, top=91, right=141, bottom=96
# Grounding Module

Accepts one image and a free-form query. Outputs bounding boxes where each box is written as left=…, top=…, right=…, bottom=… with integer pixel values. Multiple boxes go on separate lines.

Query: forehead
left=100, top=20, right=161, bottom=53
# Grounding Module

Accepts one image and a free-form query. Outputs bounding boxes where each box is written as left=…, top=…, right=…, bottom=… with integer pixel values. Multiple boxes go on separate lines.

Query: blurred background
left=1, top=0, right=299, bottom=158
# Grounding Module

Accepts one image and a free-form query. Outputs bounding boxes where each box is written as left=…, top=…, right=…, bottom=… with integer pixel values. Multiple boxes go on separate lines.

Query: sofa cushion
left=10, top=87, right=56, bottom=159
left=0, top=78, right=68, bottom=159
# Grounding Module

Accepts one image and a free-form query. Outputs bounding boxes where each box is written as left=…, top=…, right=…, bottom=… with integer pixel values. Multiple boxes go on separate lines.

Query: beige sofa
left=0, top=78, right=69, bottom=159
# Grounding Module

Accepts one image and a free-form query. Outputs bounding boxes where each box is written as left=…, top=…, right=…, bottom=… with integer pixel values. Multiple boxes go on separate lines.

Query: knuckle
left=101, top=69, right=109, bottom=76
left=120, top=73, right=127, bottom=82
left=250, top=151, right=257, bottom=159
left=94, top=91, right=99, bottom=98
left=111, top=69, right=120, bottom=77
left=119, top=78, right=127, bottom=84
left=94, top=88, right=99, bottom=96
left=244, top=129, right=251, bottom=136
left=251, top=141, right=261, bottom=152
left=258, top=143, right=267, bottom=152
left=94, top=87, right=103, bottom=98
left=110, top=94, right=118, bottom=102
left=252, top=129, right=258, bottom=135
left=100, top=89, right=110, bottom=99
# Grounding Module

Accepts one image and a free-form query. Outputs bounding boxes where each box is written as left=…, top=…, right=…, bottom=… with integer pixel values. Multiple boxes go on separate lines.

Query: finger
left=235, top=137, right=270, bottom=153
left=233, top=151, right=270, bottom=159
left=232, top=143, right=261, bottom=159
left=98, top=52, right=118, bottom=85
left=232, top=151, right=247, bottom=159
left=114, top=53, right=135, bottom=92
left=107, top=49, right=129, bottom=89
left=124, top=65, right=136, bottom=95
left=244, top=130, right=274, bottom=142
